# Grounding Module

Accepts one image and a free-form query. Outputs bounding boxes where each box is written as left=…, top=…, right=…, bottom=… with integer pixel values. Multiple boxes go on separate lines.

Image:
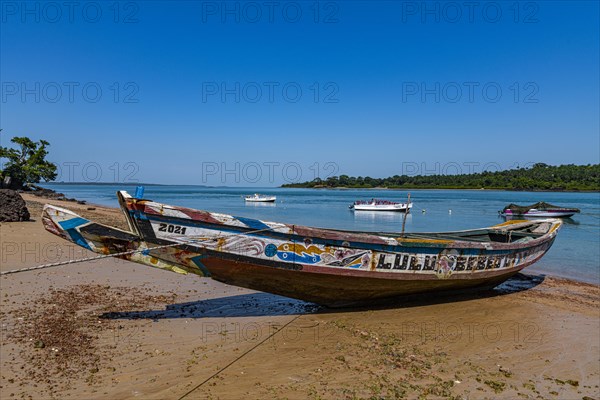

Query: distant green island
left=282, top=163, right=600, bottom=191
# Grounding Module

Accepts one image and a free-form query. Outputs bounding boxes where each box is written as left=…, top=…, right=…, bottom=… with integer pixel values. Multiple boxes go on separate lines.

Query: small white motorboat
left=499, top=202, right=580, bottom=218
left=244, top=193, right=276, bottom=203
left=350, top=199, right=413, bottom=212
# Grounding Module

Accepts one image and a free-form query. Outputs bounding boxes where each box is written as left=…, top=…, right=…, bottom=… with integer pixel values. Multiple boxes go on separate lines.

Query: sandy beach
left=0, top=194, right=598, bottom=399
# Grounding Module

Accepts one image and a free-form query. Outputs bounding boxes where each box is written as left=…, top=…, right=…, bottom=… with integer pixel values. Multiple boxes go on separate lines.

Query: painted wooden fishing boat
left=244, top=193, right=276, bottom=203
left=500, top=202, right=580, bottom=218
left=42, top=191, right=562, bottom=307
left=351, top=199, right=413, bottom=212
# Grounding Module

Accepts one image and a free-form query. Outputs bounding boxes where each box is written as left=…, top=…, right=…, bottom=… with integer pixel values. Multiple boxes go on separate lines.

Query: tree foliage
left=283, top=163, right=600, bottom=191
left=0, top=136, right=58, bottom=185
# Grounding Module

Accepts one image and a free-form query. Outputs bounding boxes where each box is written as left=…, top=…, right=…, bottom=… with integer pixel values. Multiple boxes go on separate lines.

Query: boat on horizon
left=350, top=199, right=413, bottom=212
left=244, top=193, right=276, bottom=203
left=499, top=202, right=580, bottom=218
left=42, top=191, right=562, bottom=307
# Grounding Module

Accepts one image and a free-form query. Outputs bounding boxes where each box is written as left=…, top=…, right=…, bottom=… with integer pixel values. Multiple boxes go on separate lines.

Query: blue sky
left=1, top=1, right=599, bottom=186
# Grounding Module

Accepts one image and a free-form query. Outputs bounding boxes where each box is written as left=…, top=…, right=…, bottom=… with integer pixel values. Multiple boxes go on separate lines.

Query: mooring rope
left=177, top=314, right=303, bottom=400
left=0, top=226, right=276, bottom=276
left=0, top=242, right=184, bottom=276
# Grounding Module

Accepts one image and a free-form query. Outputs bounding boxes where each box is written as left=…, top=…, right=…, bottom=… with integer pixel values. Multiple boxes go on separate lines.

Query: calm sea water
left=42, top=184, right=600, bottom=284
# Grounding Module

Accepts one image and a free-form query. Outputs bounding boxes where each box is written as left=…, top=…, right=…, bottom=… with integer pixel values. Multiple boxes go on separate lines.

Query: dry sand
left=0, top=194, right=598, bottom=399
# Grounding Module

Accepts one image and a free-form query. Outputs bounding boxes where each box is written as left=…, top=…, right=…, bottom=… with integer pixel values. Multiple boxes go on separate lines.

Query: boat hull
left=245, top=198, right=276, bottom=203
left=500, top=202, right=580, bottom=218
left=203, top=257, right=529, bottom=307
left=244, top=194, right=276, bottom=202
left=353, top=203, right=412, bottom=212
left=501, top=210, right=577, bottom=218
left=41, top=191, right=562, bottom=308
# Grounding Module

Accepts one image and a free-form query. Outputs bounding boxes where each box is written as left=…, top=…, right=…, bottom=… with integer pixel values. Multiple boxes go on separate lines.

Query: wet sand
left=0, top=194, right=598, bottom=399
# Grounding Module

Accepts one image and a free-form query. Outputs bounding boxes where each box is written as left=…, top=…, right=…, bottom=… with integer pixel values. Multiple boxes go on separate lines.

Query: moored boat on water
left=244, top=193, right=276, bottom=203
left=351, top=199, right=413, bottom=212
left=499, top=202, right=580, bottom=218
left=42, top=190, right=562, bottom=307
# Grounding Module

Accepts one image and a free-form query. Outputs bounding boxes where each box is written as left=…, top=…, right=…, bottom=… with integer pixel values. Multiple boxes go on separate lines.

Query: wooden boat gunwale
left=121, top=193, right=560, bottom=252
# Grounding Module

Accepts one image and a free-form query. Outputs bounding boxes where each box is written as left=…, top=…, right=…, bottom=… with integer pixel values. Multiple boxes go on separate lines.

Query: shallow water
left=42, top=184, right=600, bottom=284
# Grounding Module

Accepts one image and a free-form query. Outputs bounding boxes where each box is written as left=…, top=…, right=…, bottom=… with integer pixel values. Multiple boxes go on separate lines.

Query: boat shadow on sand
left=100, top=273, right=545, bottom=320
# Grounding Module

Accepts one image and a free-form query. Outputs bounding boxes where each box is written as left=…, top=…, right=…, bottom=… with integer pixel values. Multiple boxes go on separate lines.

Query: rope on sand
left=177, top=314, right=303, bottom=399
left=0, top=242, right=183, bottom=276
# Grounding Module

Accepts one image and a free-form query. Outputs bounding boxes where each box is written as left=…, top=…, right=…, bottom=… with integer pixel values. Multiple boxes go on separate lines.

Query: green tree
left=0, top=136, right=57, bottom=187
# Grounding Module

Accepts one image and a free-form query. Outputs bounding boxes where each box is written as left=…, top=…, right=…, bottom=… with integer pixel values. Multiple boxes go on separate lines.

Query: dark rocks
left=27, top=184, right=67, bottom=200
left=26, top=184, right=85, bottom=204
left=1, top=176, right=24, bottom=190
left=0, top=189, right=30, bottom=222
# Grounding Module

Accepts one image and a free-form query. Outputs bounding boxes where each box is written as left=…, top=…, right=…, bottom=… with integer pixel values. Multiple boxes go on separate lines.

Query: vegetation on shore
left=282, top=163, right=600, bottom=191
left=0, top=135, right=57, bottom=189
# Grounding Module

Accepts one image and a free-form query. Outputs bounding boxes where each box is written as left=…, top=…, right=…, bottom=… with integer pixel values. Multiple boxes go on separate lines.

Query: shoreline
left=21, top=192, right=130, bottom=231
left=280, top=186, right=600, bottom=193
left=39, top=182, right=600, bottom=193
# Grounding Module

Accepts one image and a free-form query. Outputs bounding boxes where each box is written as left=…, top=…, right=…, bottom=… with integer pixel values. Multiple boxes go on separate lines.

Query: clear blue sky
left=1, top=1, right=598, bottom=186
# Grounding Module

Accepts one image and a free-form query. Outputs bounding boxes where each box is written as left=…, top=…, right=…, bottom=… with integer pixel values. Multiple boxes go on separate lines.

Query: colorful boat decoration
left=244, top=193, right=276, bottom=203
left=499, top=202, right=580, bottom=218
left=42, top=191, right=562, bottom=307
left=350, top=199, right=413, bottom=212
